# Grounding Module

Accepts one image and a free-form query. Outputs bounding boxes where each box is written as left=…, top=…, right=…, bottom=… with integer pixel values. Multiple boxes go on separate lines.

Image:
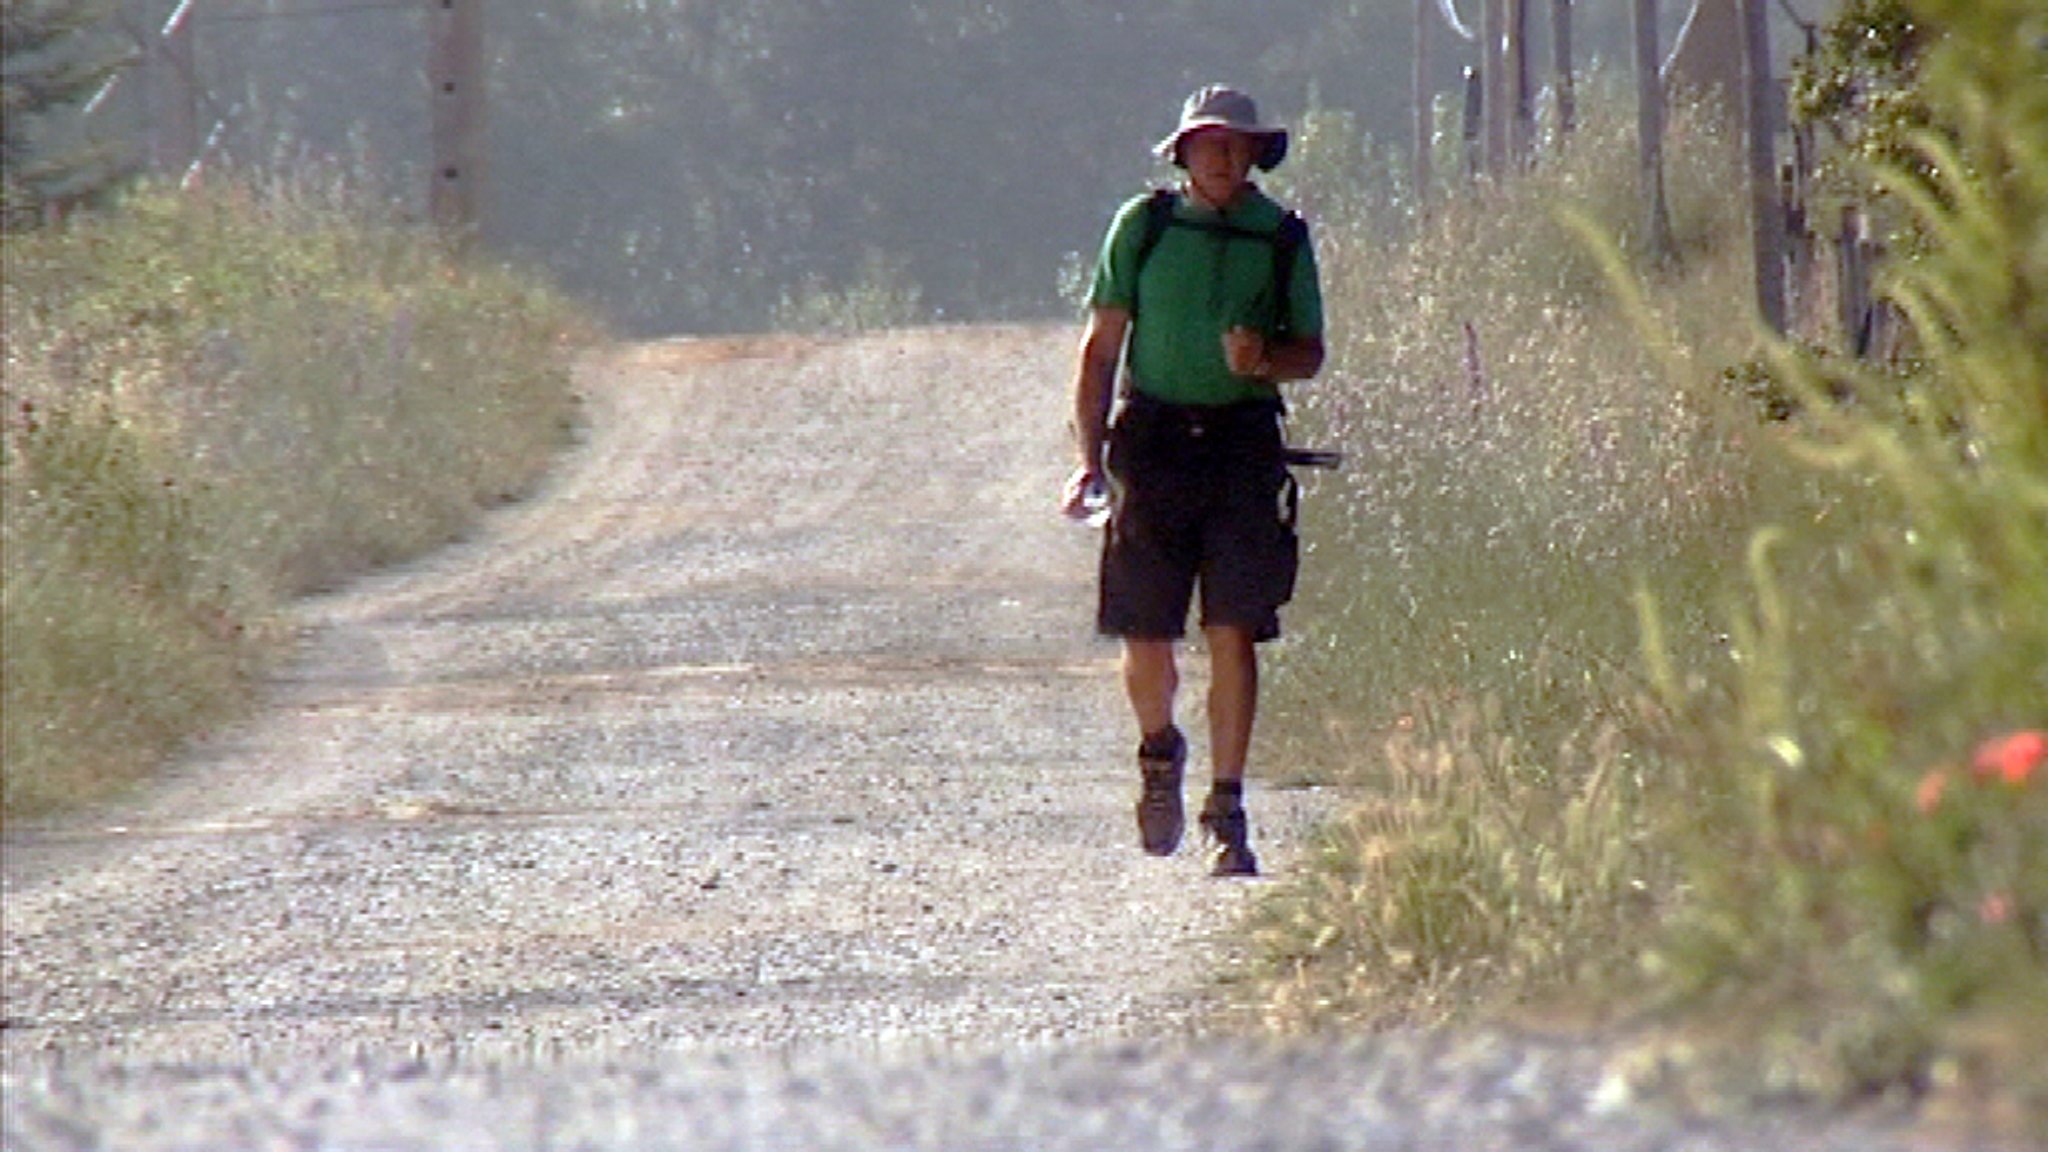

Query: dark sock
left=1210, top=780, right=1244, bottom=806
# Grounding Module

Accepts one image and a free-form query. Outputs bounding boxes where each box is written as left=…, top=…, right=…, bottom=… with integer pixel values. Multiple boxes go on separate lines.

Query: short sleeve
left=1286, top=227, right=1324, bottom=339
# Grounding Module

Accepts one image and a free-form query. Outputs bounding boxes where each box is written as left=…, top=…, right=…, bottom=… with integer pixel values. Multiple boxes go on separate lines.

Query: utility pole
left=428, top=0, right=484, bottom=242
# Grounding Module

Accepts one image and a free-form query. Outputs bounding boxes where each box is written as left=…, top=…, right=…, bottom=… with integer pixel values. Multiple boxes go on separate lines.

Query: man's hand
left=1223, top=327, right=1269, bottom=378
left=1060, top=465, right=1106, bottom=521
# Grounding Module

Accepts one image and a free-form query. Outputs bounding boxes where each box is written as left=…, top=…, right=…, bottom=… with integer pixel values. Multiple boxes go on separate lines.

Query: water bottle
left=1064, top=469, right=1111, bottom=529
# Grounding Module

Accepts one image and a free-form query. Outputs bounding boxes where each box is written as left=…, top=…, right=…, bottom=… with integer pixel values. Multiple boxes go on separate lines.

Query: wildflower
left=1971, top=729, right=2047, bottom=786
left=1914, top=769, right=1949, bottom=814
left=1979, top=892, right=2012, bottom=926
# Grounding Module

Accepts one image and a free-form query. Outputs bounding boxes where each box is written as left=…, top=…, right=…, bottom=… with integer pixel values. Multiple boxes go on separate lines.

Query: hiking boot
left=1198, top=794, right=1259, bottom=877
left=1134, top=726, right=1186, bottom=856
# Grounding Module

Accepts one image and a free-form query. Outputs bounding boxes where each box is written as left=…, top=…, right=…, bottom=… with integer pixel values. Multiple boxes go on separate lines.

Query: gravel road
left=1, top=328, right=2020, bottom=1150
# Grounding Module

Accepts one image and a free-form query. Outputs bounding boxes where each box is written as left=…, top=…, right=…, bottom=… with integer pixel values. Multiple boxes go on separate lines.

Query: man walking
left=1062, top=85, right=1326, bottom=876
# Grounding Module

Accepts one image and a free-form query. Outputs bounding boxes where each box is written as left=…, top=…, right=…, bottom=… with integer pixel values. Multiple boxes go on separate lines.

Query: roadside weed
left=2, top=177, right=586, bottom=815
left=1640, top=0, right=2047, bottom=1106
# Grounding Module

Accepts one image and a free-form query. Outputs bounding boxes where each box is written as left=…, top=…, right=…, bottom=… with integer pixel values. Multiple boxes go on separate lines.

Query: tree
left=1789, top=0, right=1931, bottom=215
left=2, top=0, right=129, bottom=229
left=1633, top=0, right=1675, bottom=259
left=1739, top=0, right=1786, bottom=331
left=1551, top=0, right=1575, bottom=135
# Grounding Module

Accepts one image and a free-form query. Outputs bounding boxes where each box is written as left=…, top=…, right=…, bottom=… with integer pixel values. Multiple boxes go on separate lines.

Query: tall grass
left=1249, top=5, right=2046, bottom=1119
left=1270, top=78, right=1771, bottom=767
left=1248, top=79, right=1792, bottom=1025
left=2, top=176, right=587, bottom=816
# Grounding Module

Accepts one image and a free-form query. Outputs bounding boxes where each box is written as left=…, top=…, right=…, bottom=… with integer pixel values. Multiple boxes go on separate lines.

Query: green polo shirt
left=1087, top=186, right=1323, bottom=407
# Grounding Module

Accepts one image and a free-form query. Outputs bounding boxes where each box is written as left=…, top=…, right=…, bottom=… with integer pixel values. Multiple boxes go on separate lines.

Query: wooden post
left=1632, top=0, right=1674, bottom=259
left=151, top=0, right=199, bottom=178
left=1414, top=0, right=1434, bottom=206
left=1740, top=0, right=1786, bottom=332
left=1551, top=0, right=1576, bottom=136
left=428, top=0, right=485, bottom=241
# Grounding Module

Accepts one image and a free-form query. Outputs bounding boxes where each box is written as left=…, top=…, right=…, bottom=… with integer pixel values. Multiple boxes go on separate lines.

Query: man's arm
left=1062, top=305, right=1129, bottom=514
left=1223, top=329, right=1325, bottom=383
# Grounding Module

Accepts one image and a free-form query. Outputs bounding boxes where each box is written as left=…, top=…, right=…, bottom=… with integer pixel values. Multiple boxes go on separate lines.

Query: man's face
left=1183, top=127, right=1257, bottom=205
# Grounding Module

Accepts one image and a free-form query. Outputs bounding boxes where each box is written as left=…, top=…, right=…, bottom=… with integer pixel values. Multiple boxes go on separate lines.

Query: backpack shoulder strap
left=1271, top=210, right=1308, bottom=337
left=1129, top=188, right=1177, bottom=319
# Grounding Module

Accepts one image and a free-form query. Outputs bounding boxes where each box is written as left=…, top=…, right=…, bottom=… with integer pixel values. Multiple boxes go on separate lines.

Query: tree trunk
left=1507, top=0, right=1533, bottom=165
left=1632, top=0, right=1674, bottom=259
left=1551, top=0, right=1575, bottom=136
left=1483, top=0, right=1507, bottom=177
left=1665, top=0, right=1747, bottom=120
left=1741, top=0, right=1787, bottom=332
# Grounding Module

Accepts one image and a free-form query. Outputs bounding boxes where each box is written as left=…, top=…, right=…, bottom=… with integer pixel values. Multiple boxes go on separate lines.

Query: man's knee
left=1124, top=638, right=1178, bottom=680
left=1202, top=624, right=1257, bottom=660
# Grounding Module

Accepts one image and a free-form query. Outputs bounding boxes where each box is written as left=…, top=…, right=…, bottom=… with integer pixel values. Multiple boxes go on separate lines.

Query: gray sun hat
left=1154, top=84, right=1289, bottom=172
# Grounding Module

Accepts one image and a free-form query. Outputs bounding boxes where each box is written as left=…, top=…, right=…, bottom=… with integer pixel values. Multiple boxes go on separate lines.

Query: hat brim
left=1155, top=122, right=1289, bottom=172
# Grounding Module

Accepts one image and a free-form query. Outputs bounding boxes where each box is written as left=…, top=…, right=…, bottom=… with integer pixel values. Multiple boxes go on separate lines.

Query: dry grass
left=2, top=175, right=589, bottom=816
left=1241, top=78, right=1771, bottom=1032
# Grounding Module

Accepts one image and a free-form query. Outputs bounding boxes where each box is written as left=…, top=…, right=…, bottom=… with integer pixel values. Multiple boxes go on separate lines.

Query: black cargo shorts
left=1097, top=390, right=1300, bottom=643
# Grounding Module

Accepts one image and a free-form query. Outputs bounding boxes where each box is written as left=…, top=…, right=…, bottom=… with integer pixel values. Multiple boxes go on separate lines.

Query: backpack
left=1130, top=188, right=1310, bottom=338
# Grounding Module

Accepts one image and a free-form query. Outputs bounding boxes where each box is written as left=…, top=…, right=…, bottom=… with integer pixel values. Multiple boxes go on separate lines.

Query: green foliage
left=1, top=0, right=131, bottom=228
left=2, top=177, right=586, bottom=815
left=1640, top=0, right=2048, bottom=1105
left=1790, top=0, right=1931, bottom=212
left=1251, top=3, right=2046, bottom=1116
left=771, top=249, right=928, bottom=334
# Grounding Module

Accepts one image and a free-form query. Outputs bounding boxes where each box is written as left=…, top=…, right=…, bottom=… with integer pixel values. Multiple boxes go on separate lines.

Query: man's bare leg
left=1199, top=624, right=1260, bottom=875
left=1122, top=638, right=1178, bottom=738
left=1203, top=625, right=1257, bottom=784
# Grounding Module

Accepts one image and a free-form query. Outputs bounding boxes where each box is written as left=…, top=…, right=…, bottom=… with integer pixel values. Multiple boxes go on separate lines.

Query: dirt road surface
left=0, top=329, right=2000, bottom=1149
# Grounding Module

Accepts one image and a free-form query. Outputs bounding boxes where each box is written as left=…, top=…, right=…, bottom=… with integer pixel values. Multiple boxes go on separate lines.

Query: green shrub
left=771, top=248, right=928, bottom=333
left=1639, top=0, right=2048, bottom=1105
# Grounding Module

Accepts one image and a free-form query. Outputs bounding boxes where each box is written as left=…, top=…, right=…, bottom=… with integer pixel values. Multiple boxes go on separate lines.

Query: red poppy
left=1915, top=770, right=1949, bottom=814
left=1971, top=729, right=2047, bottom=786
